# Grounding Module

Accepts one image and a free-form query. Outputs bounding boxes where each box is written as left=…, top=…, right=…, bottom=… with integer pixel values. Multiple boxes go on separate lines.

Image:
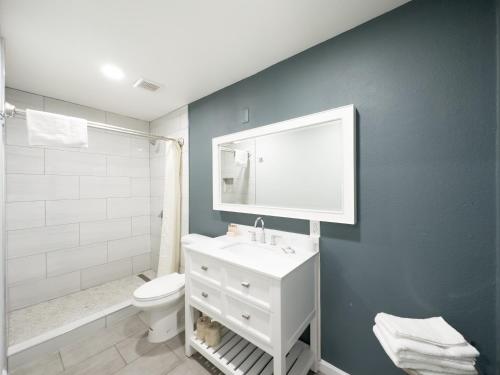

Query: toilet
left=132, top=234, right=210, bottom=343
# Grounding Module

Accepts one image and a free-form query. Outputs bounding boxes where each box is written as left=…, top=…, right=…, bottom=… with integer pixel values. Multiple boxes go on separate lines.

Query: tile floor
left=10, top=314, right=223, bottom=375
left=9, top=272, right=154, bottom=346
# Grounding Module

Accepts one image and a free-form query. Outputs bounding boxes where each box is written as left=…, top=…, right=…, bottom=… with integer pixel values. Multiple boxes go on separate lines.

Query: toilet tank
left=180, top=234, right=211, bottom=273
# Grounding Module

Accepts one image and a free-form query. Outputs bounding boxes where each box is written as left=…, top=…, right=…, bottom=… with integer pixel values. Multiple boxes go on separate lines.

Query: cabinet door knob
left=201, top=292, right=208, bottom=298
left=241, top=281, right=250, bottom=288
left=241, top=313, right=250, bottom=320
left=201, top=265, right=208, bottom=271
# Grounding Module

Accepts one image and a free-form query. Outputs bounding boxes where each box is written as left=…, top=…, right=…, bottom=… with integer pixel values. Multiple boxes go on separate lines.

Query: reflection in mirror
left=213, top=105, right=356, bottom=224
left=219, top=119, right=343, bottom=211
left=220, top=139, right=256, bottom=204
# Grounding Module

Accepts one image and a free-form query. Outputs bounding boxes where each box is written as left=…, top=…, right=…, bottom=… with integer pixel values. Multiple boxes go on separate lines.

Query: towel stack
left=373, top=313, right=479, bottom=375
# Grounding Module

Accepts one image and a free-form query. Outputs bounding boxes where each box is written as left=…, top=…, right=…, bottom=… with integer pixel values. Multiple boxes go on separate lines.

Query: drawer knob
left=201, top=292, right=208, bottom=298
left=241, top=313, right=250, bottom=320
left=241, top=281, right=250, bottom=288
left=201, top=265, right=208, bottom=271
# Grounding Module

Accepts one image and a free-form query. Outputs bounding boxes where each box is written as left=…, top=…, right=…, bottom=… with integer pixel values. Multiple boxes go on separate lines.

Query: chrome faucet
left=254, top=217, right=265, bottom=243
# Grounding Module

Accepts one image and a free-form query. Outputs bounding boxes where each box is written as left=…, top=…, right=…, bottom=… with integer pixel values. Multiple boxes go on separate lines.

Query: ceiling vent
left=133, top=78, right=161, bottom=92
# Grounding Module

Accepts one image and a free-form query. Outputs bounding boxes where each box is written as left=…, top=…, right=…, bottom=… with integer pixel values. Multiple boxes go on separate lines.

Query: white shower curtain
left=157, top=140, right=182, bottom=276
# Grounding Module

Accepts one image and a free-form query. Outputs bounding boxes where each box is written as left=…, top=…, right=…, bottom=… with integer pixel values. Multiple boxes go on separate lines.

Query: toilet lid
left=134, top=273, right=185, bottom=302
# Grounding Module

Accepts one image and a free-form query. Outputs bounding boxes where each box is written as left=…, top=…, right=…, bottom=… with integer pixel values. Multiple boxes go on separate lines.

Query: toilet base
left=147, top=300, right=185, bottom=343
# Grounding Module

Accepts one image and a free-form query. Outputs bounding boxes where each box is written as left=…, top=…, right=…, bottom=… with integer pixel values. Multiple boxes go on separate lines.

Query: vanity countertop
left=184, top=234, right=317, bottom=279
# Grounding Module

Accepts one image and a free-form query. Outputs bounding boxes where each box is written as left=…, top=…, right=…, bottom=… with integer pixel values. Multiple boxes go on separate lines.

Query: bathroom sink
left=221, top=242, right=283, bottom=257
left=185, top=235, right=315, bottom=279
left=217, top=242, right=295, bottom=269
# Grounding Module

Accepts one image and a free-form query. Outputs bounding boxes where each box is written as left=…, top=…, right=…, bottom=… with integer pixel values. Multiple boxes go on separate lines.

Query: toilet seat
left=133, top=273, right=185, bottom=302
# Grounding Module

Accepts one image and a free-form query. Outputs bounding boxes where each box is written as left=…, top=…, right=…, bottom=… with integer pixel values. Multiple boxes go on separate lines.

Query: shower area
left=1, top=88, right=189, bottom=368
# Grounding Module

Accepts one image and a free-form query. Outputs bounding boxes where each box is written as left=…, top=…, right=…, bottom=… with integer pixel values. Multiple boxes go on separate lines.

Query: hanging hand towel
left=373, top=325, right=477, bottom=375
left=234, top=149, right=248, bottom=167
left=375, top=312, right=467, bottom=347
left=26, top=109, right=88, bottom=147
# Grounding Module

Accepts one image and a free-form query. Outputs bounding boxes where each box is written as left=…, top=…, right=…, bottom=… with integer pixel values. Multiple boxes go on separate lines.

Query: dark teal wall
left=496, top=0, right=500, bottom=370
left=188, top=1, right=498, bottom=373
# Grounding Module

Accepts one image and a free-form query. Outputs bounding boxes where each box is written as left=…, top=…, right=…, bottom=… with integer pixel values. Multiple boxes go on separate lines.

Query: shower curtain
left=157, top=140, right=182, bottom=276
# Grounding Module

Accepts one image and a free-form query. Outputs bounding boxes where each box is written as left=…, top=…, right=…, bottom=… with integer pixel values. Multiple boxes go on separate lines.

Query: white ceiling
left=0, top=0, right=409, bottom=121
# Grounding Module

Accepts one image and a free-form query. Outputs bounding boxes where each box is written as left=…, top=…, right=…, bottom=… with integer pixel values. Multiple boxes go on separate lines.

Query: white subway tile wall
left=6, top=201, right=45, bottom=230
left=108, top=234, right=151, bottom=262
left=131, top=216, right=150, bottom=236
left=80, top=259, right=133, bottom=289
left=5, top=89, right=152, bottom=311
left=79, top=218, right=132, bottom=245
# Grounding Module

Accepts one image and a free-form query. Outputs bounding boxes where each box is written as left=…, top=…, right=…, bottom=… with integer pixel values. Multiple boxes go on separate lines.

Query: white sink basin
left=216, top=242, right=296, bottom=271
left=221, top=242, right=283, bottom=257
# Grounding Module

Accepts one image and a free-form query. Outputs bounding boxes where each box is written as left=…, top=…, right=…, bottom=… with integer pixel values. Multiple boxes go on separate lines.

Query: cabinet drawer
left=190, top=279, right=222, bottom=315
left=189, top=253, right=222, bottom=286
left=225, top=295, right=271, bottom=342
left=225, top=265, right=271, bottom=310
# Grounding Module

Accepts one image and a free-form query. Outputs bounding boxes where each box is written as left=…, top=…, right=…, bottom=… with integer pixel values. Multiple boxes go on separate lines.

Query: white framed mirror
left=212, top=104, right=356, bottom=224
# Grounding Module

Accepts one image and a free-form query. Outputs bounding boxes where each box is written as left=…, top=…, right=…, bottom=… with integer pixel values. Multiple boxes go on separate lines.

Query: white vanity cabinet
left=184, top=236, right=319, bottom=375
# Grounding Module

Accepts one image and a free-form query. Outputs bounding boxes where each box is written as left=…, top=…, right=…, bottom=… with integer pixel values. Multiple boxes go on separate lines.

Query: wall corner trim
left=319, top=359, right=350, bottom=375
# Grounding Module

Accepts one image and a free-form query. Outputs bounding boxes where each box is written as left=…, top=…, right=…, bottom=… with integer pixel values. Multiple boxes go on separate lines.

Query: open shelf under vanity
left=191, top=327, right=313, bottom=375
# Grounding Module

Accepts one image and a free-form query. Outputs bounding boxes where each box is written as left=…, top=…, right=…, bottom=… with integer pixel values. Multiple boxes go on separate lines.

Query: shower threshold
left=7, top=270, right=154, bottom=358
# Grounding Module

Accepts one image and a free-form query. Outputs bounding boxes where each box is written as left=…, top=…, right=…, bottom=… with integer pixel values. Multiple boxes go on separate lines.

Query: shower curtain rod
left=1, top=102, right=184, bottom=146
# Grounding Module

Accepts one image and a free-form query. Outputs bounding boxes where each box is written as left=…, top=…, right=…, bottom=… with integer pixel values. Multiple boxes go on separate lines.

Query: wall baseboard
left=319, top=359, right=350, bottom=375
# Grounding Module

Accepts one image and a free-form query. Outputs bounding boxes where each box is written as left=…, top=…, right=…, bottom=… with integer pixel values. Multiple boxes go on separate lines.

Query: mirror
left=212, top=105, right=356, bottom=224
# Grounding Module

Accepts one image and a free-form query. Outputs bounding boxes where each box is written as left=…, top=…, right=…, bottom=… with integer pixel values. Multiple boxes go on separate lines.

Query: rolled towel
left=375, top=313, right=466, bottom=347
left=373, top=325, right=477, bottom=375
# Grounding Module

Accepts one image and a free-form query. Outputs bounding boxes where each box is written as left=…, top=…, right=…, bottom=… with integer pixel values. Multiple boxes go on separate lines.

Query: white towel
left=373, top=322, right=478, bottom=360
left=26, top=109, right=88, bottom=148
left=234, top=150, right=248, bottom=167
left=375, top=313, right=466, bottom=347
left=407, top=369, right=471, bottom=375
left=374, top=325, right=476, bottom=372
left=373, top=325, right=477, bottom=375
left=401, top=350, right=475, bottom=366
left=373, top=321, right=478, bottom=360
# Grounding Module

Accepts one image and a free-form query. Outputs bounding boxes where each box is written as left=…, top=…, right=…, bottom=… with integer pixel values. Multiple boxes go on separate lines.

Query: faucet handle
left=270, top=234, right=282, bottom=246
left=248, top=230, right=257, bottom=242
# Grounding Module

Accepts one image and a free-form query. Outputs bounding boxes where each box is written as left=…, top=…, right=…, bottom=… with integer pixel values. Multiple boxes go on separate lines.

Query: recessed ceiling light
left=100, top=64, right=124, bottom=80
